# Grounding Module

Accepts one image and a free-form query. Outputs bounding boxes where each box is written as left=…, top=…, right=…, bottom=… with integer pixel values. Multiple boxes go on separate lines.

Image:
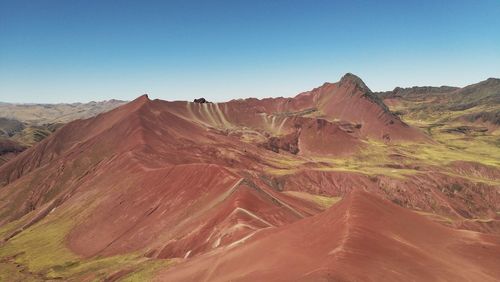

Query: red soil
left=0, top=74, right=498, bottom=281
left=156, top=190, right=500, bottom=282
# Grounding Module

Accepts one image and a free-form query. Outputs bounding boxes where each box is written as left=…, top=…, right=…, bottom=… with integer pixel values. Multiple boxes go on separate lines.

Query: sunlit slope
left=1, top=74, right=499, bottom=280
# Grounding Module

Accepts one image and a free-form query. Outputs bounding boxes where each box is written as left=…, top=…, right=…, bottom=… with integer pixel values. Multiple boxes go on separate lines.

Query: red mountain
left=157, top=190, right=500, bottom=281
left=0, top=74, right=499, bottom=281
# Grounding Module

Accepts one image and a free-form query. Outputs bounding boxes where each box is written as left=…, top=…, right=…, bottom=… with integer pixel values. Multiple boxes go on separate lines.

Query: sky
left=0, top=0, right=499, bottom=103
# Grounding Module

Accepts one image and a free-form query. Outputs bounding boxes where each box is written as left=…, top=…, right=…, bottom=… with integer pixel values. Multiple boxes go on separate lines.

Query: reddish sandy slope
left=0, top=74, right=499, bottom=281
left=156, top=190, right=500, bottom=282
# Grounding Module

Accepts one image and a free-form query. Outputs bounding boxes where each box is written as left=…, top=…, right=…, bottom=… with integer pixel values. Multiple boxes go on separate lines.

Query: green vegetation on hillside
left=0, top=205, right=173, bottom=281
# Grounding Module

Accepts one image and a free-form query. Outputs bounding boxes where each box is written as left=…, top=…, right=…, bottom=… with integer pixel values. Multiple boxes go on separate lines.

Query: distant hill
left=375, top=77, right=500, bottom=132
left=0, top=100, right=126, bottom=165
left=0, top=99, right=127, bottom=125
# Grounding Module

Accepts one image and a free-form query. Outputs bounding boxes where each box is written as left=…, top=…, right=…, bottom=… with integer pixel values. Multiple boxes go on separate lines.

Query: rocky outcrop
left=194, top=98, right=209, bottom=103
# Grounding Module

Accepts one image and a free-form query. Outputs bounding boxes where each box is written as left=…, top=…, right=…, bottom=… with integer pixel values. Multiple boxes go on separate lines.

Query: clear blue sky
left=1, top=0, right=499, bottom=103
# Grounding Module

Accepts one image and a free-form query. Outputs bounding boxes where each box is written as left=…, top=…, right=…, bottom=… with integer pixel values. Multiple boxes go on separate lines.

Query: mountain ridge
left=0, top=74, right=499, bottom=281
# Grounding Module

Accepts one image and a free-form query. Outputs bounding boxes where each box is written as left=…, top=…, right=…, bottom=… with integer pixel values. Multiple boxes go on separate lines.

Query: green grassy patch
left=0, top=200, right=173, bottom=281
left=121, top=259, right=174, bottom=282
left=263, top=132, right=499, bottom=185
left=0, top=261, right=42, bottom=282
left=0, top=214, right=77, bottom=274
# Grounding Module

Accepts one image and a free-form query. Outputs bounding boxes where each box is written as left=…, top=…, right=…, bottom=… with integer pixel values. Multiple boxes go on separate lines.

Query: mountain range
left=0, top=74, right=499, bottom=281
left=0, top=100, right=126, bottom=166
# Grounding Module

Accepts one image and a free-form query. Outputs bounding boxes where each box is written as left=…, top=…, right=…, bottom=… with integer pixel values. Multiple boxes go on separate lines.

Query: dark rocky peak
left=339, top=73, right=372, bottom=94
left=376, top=86, right=458, bottom=99
left=337, top=73, right=390, bottom=113
left=194, top=98, right=210, bottom=104
left=477, top=77, right=500, bottom=88
left=129, top=94, right=150, bottom=105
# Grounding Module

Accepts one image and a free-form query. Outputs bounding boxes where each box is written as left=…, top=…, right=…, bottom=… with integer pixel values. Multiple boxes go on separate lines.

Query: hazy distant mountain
left=376, top=77, right=500, bottom=129
left=0, top=100, right=127, bottom=165
left=0, top=99, right=127, bottom=125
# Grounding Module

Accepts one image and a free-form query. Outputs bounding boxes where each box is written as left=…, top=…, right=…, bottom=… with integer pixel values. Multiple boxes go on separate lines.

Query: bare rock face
left=261, top=132, right=300, bottom=154
left=194, top=98, right=209, bottom=103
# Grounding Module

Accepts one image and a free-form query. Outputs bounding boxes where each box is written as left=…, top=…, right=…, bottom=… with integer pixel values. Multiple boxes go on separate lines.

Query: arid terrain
left=0, top=100, right=126, bottom=165
left=0, top=74, right=499, bottom=281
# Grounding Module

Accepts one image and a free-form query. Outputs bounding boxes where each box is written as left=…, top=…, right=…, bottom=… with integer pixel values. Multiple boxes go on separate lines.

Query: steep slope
left=0, top=118, right=28, bottom=164
left=0, top=100, right=126, bottom=168
left=0, top=99, right=126, bottom=125
left=0, top=139, right=26, bottom=166
left=0, top=123, right=57, bottom=167
left=301, top=73, right=426, bottom=141
left=0, top=75, right=499, bottom=281
left=0, top=118, right=25, bottom=137
left=377, top=77, right=500, bottom=130
left=156, top=190, right=500, bottom=282
left=219, top=73, right=427, bottom=142
left=0, top=95, right=307, bottom=254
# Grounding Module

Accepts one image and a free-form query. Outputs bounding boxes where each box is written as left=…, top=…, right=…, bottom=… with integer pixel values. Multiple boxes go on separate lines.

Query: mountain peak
left=128, top=94, right=151, bottom=106
left=484, top=77, right=500, bottom=85
left=136, top=94, right=150, bottom=101
left=340, top=72, right=362, bottom=81
left=336, top=73, right=391, bottom=114
left=339, top=73, right=371, bottom=93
